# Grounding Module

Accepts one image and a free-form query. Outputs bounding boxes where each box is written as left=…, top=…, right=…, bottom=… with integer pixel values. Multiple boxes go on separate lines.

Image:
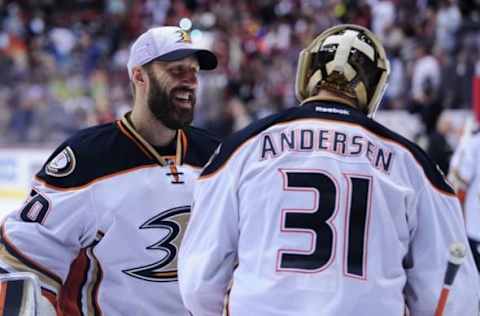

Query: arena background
left=0, top=0, right=479, bottom=215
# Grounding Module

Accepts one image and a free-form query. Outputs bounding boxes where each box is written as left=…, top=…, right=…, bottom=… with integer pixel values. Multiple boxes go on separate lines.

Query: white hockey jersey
left=179, top=101, right=479, bottom=316
left=449, top=132, right=480, bottom=241
left=0, top=114, right=219, bottom=316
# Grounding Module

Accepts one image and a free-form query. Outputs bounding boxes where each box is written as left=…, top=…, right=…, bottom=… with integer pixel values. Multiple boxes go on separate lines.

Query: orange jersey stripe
left=59, top=249, right=90, bottom=316
left=42, top=288, right=63, bottom=316
left=116, top=121, right=154, bottom=160
left=0, top=281, right=7, bottom=316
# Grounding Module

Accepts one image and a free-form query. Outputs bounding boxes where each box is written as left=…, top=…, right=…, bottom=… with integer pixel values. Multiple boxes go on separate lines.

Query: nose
left=182, top=71, right=198, bottom=88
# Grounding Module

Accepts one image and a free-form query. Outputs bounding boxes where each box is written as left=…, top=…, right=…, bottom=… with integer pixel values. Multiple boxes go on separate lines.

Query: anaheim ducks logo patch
left=45, top=146, right=76, bottom=177
left=123, top=206, right=191, bottom=282
left=175, top=30, right=192, bottom=43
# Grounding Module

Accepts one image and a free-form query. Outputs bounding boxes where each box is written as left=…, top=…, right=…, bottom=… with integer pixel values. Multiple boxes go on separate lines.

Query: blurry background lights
left=0, top=33, right=9, bottom=49
left=30, top=17, right=45, bottom=34
left=179, top=18, right=192, bottom=31
left=191, top=29, right=202, bottom=40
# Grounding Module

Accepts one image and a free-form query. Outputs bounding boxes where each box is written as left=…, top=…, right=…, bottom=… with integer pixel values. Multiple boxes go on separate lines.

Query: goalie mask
left=295, top=24, right=390, bottom=117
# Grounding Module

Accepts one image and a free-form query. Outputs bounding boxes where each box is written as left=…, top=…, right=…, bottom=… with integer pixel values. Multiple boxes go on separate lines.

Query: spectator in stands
left=370, top=0, right=395, bottom=41
left=411, top=42, right=441, bottom=109
left=435, top=0, right=462, bottom=54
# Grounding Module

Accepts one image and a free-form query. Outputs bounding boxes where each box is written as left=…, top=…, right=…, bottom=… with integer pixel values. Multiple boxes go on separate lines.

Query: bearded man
left=0, top=26, right=220, bottom=315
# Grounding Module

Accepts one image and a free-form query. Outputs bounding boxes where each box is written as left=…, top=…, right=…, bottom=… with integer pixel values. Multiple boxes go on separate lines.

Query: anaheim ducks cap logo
left=45, top=146, right=76, bottom=177
left=175, top=30, right=192, bottom=44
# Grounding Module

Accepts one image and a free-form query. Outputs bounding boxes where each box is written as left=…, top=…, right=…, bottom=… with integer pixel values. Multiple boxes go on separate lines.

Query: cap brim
left=157, top=49, right=218, bottom=70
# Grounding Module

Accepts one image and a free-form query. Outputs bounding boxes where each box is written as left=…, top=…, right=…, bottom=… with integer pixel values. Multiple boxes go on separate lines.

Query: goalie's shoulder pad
left=36, top=122, right=153, bottom=189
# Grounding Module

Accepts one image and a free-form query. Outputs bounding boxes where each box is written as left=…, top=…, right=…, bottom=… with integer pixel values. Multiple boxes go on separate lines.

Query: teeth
left=175, top=92, right=190, bottom=100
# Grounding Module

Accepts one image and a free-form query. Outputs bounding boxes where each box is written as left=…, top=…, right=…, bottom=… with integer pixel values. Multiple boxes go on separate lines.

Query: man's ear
left=132, top=67, right=146, bottom=86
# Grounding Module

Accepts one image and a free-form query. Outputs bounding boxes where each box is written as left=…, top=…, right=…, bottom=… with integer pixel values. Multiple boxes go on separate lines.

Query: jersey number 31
left=277, top=169, right=372, bottom=279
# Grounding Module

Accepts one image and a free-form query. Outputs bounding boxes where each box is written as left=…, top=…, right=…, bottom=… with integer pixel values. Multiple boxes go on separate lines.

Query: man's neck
left=129, top=103, right=177, bottom=147
left=303, top=90, right=357, bottom=108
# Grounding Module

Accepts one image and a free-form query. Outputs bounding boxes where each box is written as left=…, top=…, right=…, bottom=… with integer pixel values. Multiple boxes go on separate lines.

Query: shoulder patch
left=36, top=122, right=158, bottom=188
left=45, top=146, right=76, bottom=177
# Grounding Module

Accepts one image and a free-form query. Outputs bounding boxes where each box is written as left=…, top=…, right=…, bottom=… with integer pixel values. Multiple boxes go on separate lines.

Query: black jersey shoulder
left=201, top=101, right=454, bottom=194
left=200, top=107, right=299, bottom=176
left=36, top=122, right=155, bottom=188
left=182, top=126, right=221, bottom=168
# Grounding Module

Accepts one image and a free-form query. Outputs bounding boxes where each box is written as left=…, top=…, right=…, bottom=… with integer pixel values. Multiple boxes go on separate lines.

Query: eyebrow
left=166, top=63, right=200, bottom=70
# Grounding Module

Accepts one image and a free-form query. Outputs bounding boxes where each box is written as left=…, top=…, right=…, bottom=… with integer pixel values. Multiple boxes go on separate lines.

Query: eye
left=168, top=65, right=199, bottom=76
left=169, top=66, right=184, bottom=75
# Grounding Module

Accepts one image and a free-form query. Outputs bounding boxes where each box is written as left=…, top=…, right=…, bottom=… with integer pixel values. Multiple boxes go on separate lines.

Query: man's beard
left=146, top=74, right=196, bottom=130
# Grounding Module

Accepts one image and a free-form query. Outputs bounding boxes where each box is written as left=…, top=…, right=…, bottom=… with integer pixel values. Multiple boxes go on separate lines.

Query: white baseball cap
left=127, top=26, right=218, bottom=79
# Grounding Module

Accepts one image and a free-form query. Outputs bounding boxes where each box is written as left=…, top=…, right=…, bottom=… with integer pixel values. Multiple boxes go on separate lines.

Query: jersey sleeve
left=404, top=184, right=479, bottom=315
left=0, top=177, right=98, bottom=305
left=178, top=166, right=239, bottom=315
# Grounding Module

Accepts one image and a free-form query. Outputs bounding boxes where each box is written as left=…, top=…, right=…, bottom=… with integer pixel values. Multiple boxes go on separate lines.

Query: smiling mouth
left=172, top=90, right=194, bottom=108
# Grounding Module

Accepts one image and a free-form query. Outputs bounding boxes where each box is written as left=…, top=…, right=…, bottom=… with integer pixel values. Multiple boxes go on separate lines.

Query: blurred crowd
left=0, top=0, right=479, bottom=145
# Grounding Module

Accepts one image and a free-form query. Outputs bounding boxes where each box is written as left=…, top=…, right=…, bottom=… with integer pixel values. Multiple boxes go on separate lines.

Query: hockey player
left=449, top=131, right=480, bottom=272
left=0, top=26, right=219, bottom=315
left=178, top=24, right=479, bottom=315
